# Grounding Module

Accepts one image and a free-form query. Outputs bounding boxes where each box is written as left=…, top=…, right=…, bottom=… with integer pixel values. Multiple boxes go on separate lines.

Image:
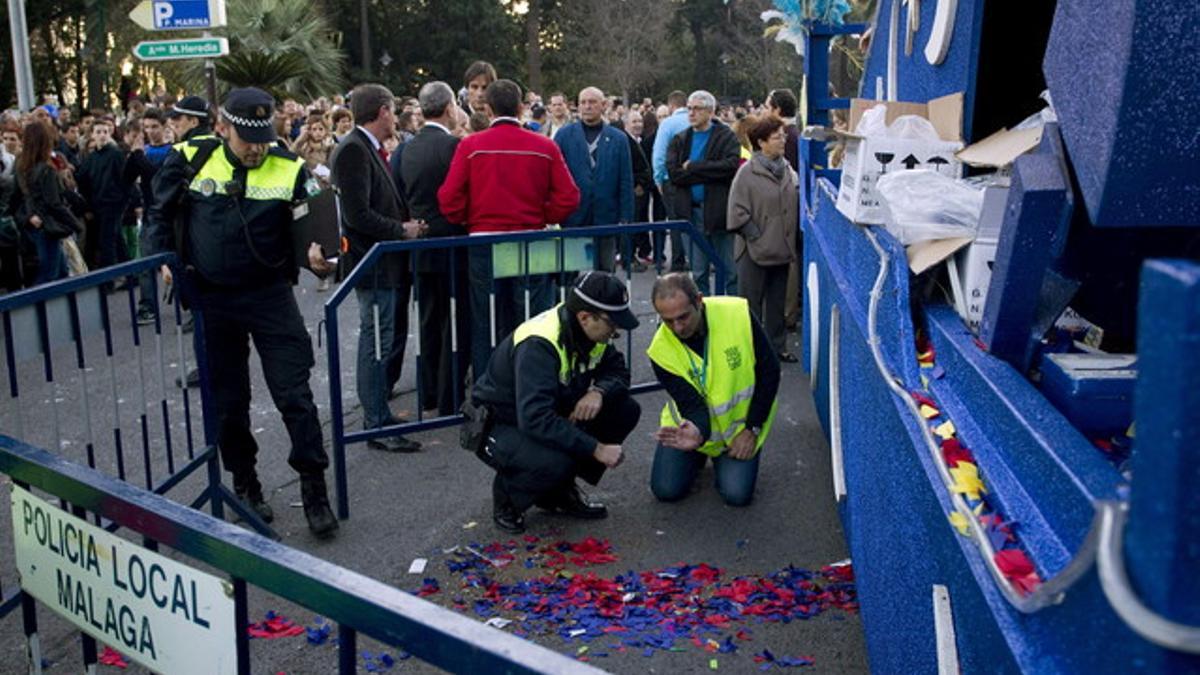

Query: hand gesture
left=29, top=214, right=43, bottom=229
left=307, top=242, right=334, bottom=276
left=160, top=264, right=173, bottom=287
left=592, top=443, right=624, bottom=468
left=569, top=389, right=603, bottom=422
left=655, top=419, right=703, bottom=451
left=728, top=428, right=757, bottom=461
left=401, top=219, right=427, bottom=240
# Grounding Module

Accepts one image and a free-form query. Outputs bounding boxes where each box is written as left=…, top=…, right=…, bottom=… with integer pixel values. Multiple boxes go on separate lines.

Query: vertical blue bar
left=326, top=299, right=349, bottom=519
left=338, top=624, right=358, bottom=674
left=234, top=577, right=250, bottom=674
left=1125, top=260, right=1200, bottom=628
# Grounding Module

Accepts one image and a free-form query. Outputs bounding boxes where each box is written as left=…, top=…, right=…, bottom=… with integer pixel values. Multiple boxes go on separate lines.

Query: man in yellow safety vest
left=647, top=272, right=780, bottom=505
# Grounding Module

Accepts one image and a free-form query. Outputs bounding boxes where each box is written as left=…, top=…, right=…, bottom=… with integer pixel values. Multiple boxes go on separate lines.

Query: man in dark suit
left=330, top=83, right=426, bottom=452
left=400, top=81, right=471, bottom=417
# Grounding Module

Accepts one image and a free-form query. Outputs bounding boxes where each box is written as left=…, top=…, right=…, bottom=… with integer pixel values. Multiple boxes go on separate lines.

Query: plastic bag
left=855, top=104, right=888, bottom=136
left=888, top=115, right=940, bottom=140
left=877, top=170, right=984, bottom=245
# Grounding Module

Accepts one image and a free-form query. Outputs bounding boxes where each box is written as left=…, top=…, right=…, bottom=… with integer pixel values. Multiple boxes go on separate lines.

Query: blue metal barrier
left=0, top=435, right=604, bottom=674
left=323, top=221, right=727, bottom=518
left=0, top=255, right=275, bottom=618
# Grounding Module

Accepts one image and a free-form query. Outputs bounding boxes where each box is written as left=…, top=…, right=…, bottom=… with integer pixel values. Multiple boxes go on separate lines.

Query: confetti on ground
left=248, top=611, right=306, bottom=639
left=99, top=646, right=128, bottom=668
left=408, top=558, right=428, bottom=574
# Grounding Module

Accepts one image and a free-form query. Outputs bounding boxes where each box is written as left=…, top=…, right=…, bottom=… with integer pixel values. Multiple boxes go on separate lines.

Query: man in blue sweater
left=555, top=87, right=633, bottom=272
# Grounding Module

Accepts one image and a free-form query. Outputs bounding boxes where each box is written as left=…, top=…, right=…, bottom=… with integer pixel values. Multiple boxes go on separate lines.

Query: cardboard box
left=947, top=236, right=998, bottom=332
left=835, top=93, right=965, bottom=224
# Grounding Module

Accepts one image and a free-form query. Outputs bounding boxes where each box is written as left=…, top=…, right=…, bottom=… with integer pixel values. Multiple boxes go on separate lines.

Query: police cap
left=573, top=271, right=639, bottom=330
left=169, top=95, right=209, bottom=120
left=220, top=88, right=276, bottom=144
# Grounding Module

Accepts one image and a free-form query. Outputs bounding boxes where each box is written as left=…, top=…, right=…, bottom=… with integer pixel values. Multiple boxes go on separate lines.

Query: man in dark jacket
left=400, top=81, right=470, bottom=416
left=76, top=117, right=130, bottom=268
left=666, top=90, right=741, bottom=295
left=472, top=272, right=641, bottom=534
left=330, top=83, right=426, bottom=452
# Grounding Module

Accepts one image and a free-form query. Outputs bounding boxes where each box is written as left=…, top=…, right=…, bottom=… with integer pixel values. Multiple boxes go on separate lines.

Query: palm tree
left=186, top=0, right=347, bottom=100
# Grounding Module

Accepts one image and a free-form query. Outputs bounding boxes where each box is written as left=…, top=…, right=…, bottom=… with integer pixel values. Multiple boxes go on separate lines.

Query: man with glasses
left=470, top=271, right=642, bottom=534
left=665, top=90, right=742, bottom=295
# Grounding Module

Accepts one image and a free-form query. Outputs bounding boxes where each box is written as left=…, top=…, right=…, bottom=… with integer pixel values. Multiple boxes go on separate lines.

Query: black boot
left=492, top=476, right=526, bottom=534
left=300, top=474, right=339, bottom=539
left=233, top=472, right=274, bottom=523
left=539, top=484, right=607, bottom=520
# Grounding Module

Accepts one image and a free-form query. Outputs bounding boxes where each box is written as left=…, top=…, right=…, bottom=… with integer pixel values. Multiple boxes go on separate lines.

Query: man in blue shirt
left=650, top=90, right=692, bottom=271
left=665, top=91, right=741, bottom=295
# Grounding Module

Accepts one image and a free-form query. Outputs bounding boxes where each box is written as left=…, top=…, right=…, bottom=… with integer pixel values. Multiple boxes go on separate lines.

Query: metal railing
left=0, top=434, right=605, bottom=674
left=323, top=220, right=727, bottom=518
left=0, top=255, right=273, bottom=619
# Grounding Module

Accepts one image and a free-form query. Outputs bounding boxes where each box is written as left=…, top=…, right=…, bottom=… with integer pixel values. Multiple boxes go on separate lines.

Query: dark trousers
left=416, top=265, right=470, bottom=415
left=468, top=244, right=554, bottom=382
left=491, top=390, right=640, bottom=513
left=196, top=281, right=327, bottom=478
left=658, top=185, right=688, bottom=270
left=91, top=205, right=125, bottom=269
left=739, top=257, right=790, bottom=353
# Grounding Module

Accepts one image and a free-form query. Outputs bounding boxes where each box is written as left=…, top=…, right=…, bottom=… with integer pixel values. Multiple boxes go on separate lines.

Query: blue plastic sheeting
left=1043, top=0, right=1200, bottom=227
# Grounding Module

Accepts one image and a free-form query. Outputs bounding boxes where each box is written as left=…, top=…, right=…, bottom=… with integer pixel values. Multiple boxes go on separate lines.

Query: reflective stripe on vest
left=184, top=144, right=302, bottom=202
left=647, top=296, right=777, bottom=457
left=513, top=305, right=606, bottom=384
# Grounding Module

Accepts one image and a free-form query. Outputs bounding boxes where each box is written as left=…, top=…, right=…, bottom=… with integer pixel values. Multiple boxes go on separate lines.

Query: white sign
left=11, top=486, right=237, bottom=675
left=128, top=0, right=227, bottom=31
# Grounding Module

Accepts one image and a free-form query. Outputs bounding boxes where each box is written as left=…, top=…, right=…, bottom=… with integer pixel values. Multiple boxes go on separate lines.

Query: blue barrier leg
left=1125, top=260, right=1200, bottom=628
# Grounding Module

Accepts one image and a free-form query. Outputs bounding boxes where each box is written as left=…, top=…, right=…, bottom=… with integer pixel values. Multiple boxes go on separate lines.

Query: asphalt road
left=0, top=268, right=867, bottom=674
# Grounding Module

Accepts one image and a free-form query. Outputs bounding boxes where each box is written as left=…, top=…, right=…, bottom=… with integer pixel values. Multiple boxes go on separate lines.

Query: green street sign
left=133, top=37, right=228, bottom=61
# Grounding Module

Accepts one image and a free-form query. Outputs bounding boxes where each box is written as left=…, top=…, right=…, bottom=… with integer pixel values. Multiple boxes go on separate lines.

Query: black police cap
left=168, top=95, right=209, bottom=119
left=573, top=271, right=639, bottom=330
left=220, top=87, right=277, bottom=144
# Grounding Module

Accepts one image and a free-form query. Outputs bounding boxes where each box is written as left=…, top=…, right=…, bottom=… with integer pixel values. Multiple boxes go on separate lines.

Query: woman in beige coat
left=727, top=115, right=799, bottom=361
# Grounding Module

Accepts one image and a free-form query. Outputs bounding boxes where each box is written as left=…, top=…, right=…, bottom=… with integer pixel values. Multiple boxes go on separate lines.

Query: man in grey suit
left=330, top=83, right=426, bottom=452
left=400, top=81, right=471, bottom=416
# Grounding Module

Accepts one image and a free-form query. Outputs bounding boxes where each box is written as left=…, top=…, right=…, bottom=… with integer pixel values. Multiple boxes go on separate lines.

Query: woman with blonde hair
left=292, top=112, right=335, bottom=185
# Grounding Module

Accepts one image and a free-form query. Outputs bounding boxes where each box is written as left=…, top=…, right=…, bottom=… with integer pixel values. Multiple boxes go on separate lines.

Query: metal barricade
left=0, top=435, right=603, bottom=674
left=0, top=255, right=270, bottom=617
left=323, top=221, right=728, bottom=518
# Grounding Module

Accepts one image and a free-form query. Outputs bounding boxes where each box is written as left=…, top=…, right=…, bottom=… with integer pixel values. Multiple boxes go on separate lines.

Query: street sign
left=133, top=37, right=229, bottom=61
left=11, top=486, right=238, bottom=675
left=129, top=0, right=227, bottom=31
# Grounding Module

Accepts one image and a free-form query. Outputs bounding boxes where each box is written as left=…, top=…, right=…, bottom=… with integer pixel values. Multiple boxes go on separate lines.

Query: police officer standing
left=472, top=272, right=642, bottom=533
left=145, top=88, right=339, bottom=538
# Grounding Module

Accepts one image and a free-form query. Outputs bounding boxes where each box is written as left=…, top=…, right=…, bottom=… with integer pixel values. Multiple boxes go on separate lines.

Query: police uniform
left=145, top=88, right=337, bottom=538
left=471, top=272, right=642, bottom=533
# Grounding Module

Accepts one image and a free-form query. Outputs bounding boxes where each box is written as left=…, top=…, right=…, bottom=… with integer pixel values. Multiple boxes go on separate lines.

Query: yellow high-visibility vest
left=647, top=296, right=776, bottom=457
left=513, top=305, right=606, bottom=383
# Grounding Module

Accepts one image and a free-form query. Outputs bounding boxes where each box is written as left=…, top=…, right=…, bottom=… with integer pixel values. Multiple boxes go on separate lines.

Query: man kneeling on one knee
left=648, top=273, right=780, bottom=506
left=472, top=271, right=642, bottom=533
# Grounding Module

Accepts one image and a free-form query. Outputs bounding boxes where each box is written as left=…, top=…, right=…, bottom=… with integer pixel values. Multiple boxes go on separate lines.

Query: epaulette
left=268, top=145, right=300, bottom=161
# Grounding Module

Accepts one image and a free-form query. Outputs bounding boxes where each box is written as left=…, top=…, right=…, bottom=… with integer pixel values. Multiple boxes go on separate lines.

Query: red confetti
left=940, top=438, right=976, bottom=468
left=99, top=646, right=128, bottom=668
left=910, top=391, right=938, bottom=409
left=247, top=613, right=306, bottom=639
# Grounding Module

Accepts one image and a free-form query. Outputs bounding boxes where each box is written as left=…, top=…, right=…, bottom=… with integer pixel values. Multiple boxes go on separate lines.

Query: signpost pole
left=6, top=0, right=36, bottom=110
left=203, top=30, right=218, bottom=118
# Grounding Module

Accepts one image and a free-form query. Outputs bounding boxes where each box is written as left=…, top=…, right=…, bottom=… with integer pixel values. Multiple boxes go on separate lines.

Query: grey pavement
left=0, top=267, right=867, bottom=674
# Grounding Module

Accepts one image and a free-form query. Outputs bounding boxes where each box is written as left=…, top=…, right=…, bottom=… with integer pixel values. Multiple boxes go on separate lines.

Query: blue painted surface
left=1126, top=260, right=1200, bottom=633
left=803, top=176, right=1200, bottom=672
left=1042, top=0, right=1200, bottom=227
left=980, top=125, right=1074, bottom=371
left=859, top=0, right=986, bottom=138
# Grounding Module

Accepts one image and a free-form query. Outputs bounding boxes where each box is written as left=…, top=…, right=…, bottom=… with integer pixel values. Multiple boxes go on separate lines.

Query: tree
left=556, top=0, right=675, bottom=104
left=187, top=0, right=347, bottom=100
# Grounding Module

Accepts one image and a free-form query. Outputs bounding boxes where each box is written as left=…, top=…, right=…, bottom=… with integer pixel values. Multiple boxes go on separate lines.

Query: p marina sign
left=10, top=486, right=237, bottom=674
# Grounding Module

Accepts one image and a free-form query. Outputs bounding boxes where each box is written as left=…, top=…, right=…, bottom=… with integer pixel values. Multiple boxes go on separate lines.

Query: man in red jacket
left=439, top=78, right=580, bottom=382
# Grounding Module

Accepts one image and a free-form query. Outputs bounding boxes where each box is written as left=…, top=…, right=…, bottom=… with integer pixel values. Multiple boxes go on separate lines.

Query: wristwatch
left=747, top=426, right=761, bottom=437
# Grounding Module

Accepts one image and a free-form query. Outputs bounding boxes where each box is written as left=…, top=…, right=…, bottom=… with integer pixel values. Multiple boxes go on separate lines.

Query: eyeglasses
left=686, top=105, right=712, bottom=112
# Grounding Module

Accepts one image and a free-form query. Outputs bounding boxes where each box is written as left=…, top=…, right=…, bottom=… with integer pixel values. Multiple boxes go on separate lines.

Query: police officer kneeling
left=472, top=272, right=642, bottom=534
left=146, top=88, right=338, bottom=538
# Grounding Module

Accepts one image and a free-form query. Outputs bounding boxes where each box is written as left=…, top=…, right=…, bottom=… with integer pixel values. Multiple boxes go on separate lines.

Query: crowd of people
left=0, top=59, right=805, bottom=537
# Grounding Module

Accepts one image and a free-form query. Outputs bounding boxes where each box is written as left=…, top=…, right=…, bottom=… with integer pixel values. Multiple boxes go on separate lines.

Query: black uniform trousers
left=416, top=258, right=471, bottom=415
left=195, top=280, right=328, bottom=478
left=491, top=391, right=641, bottom=513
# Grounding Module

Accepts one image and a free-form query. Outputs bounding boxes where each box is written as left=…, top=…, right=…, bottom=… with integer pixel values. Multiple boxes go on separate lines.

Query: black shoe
left=778, top=351, right=799, bottom=363
left=367, top=436, right=422, bottom=453
left=540, top=485, right=608, bottom=520
left=136, top=307, right=157, bottom=326
left=181, top=315, right=195, bottom=334
left=300, top=475, right=339, bottom=539
left=493, top=504, right=526, bottom=534
left=175, top=368, right=200, bottom=389
left=233, top=474, right=274, bottom=523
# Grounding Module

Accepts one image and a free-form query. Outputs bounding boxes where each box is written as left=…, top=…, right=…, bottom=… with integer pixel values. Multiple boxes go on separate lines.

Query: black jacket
left=399, top=124, right=465, bottom=273
left=18, top=164, right=83, bottom=239
left=473, top=305, right=631, bottom=459
left=77, top=143, right=130, bottom=210
left=146, top=141, right=307, bottom=287
left=666, top=121, right=741, bottom=233
left=329, top=127, right=411, bottom=288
